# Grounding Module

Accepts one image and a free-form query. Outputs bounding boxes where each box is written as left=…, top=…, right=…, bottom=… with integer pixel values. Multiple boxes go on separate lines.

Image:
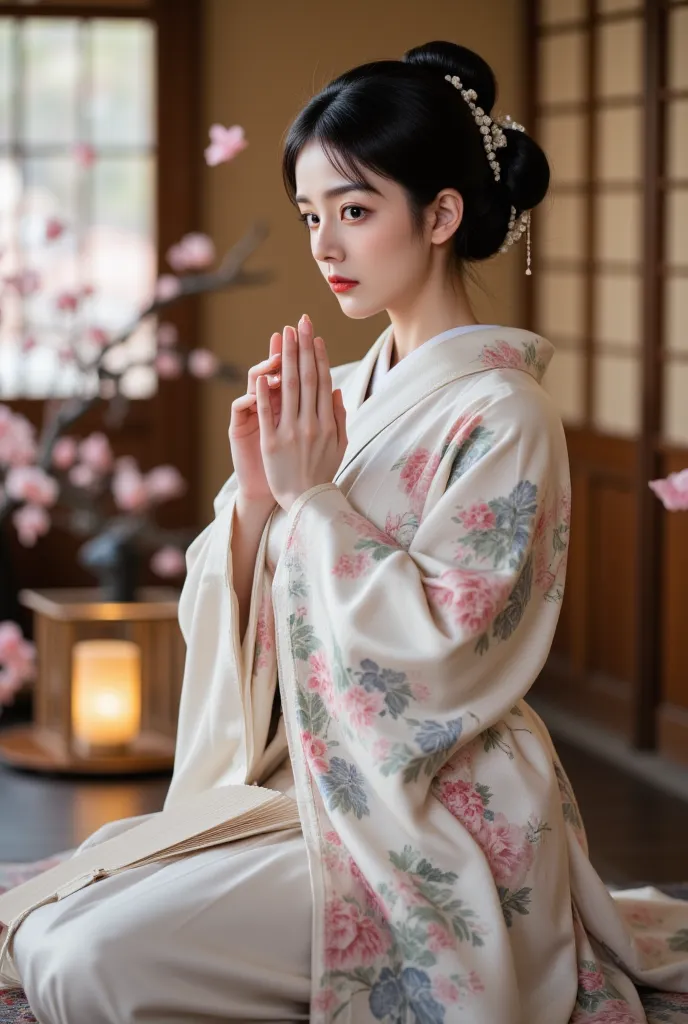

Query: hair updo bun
left=282, top=40, right=551, bottom=270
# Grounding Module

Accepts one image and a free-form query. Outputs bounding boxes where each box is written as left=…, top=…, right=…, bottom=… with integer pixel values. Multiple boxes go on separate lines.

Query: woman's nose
left=311, top=222, right=344, bottom=264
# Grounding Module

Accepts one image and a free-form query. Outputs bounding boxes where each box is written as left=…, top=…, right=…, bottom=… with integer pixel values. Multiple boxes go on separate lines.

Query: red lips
left=327, top=275, right=358, bottom=284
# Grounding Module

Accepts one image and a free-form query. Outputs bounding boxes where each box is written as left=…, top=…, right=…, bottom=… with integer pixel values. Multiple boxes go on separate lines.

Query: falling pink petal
left=52, top=435, right=79, bottom=470
left=20, top=336, right=37, bottom=354
left=187, top=348, right=219, bottom=378
left=649, top=469, right=688, bottom=511
left=45, top=217, right=66, bottom=241
left=150, top=546, right=187, bottom=578
left=204, top=124, right=248, bottom=167
left=11, top=503, right=51, bottom=547
left=81, top=284, right=95, bottom=298
left=155, top=275, right=182, bottom=302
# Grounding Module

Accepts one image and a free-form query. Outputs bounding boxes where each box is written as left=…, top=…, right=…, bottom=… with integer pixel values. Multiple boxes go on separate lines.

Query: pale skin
left=230, top=139, right=483, bottom=639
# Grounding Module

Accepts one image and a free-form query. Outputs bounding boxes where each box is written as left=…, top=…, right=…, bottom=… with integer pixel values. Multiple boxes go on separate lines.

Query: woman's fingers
left=297, top=316, right=317, bottom=427
left=280, top=324, right=299, bottom=425
left=313, top=334, right=333, bottom=422
left=247, top=350, right=282, bottom=395
left=255, top=373, right=277, bottom=445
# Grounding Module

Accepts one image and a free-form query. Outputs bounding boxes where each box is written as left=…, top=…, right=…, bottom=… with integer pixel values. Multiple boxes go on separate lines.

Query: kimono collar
left=334, top=324, right=555, bottom=483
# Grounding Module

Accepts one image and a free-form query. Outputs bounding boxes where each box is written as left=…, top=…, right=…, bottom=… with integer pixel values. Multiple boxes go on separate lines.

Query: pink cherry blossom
left=188, top=348, right=220, bottom=378
left=56, top=292, right=79, bottom=313
left=0, top=407, right=37, bottom=467
left=649, top=468, right=688, bottom=511
left=74, top=143, right=96, bottom=168
left=341, top=685, right=384, bottom=730
left=4, top=269, right=41, bottom=296
left=12, top=503, right=51, bottom=547
left=154, top=275, right=182, bottom=302
left=145, top=465, right=186, bottom=503
left=81, top=284, right=95, bottom=298
left=68, top=463, right=97, bottom=489
left=0, top=664, right=23, bottom=706
left=45, top=217, right=65, bottom=241
left=166, top=233, right=216, bottom=273
left=5, top=466, right=58, bottom=507
left=156, top=322, right=179, bottom=348
left=150, top=546, right=186, bottom=578
left=155, top=350, right=183, bottom=379
left=437, top=778, right=486, bottom=837
left=112, top=468, right=148, bottom=512
left=324, top=898, right=389, bottom=969
left=204, top=124, right=248, bottom=167
left=79, top=432, right=114, bottom=474
left=0, top=621, right=23, bottom=660
left=21, top=336, right=37, bottom=353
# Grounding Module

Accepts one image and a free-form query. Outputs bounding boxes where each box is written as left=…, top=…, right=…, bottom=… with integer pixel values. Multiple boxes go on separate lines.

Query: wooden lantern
left=0, top=587, right=185, bottom=775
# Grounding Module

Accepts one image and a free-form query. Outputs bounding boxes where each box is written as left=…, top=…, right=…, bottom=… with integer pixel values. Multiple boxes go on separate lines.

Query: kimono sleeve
left=271, top=385, right=571, bottom=814
left=164, top=470, right=269, bottom=806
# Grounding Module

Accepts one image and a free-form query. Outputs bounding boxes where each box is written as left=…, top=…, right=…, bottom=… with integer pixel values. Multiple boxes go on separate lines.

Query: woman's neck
left=387, top=275, right=478, bottom=367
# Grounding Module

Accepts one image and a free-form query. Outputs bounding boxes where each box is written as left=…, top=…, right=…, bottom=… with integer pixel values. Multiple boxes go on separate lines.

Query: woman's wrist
left=235, top=491, right=277, bottom=519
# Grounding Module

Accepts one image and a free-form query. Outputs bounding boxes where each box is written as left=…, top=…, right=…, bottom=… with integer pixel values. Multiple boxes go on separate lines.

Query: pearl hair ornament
left=444, top=75, right=533, bottom=275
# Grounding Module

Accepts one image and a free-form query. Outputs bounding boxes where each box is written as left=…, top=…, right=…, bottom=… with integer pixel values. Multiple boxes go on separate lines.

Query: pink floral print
left=332, top=552, right=371, bottom=579
left=427, top=922, right=456, bottom=952
left=324, top=897, right=390, bottom=969
left=436, top=778, right=486, bottom=837
left=301, top=730, right=329, bottom=774
left=427, top=569, right=511, bottom=634
left=253, top=592, right=273, bottom=672
left=457, top=502, right=496, bottom=531
left=478, top=812, right=535, bottom=890
left=479, top=340, right=524, bottom=370
left=306, top=651, right=334, bottom=706
left=341, top=684, right=385, bottom=730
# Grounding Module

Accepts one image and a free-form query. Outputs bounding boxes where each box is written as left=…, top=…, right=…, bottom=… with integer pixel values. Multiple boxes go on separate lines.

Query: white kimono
left=12, top=323, right=688, bottom=1024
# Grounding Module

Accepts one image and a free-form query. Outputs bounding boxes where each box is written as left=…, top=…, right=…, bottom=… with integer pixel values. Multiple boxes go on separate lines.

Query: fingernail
left=299, top=313, right=311, bottom=325
left=267, top=374, right=280, bottom=385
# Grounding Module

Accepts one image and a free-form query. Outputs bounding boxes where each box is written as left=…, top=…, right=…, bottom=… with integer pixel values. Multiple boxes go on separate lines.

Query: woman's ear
left=429, top=189, right=464, bottom=246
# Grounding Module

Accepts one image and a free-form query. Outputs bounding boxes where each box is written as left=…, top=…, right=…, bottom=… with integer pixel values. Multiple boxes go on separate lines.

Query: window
left=0, top=11, right=157, bottom=399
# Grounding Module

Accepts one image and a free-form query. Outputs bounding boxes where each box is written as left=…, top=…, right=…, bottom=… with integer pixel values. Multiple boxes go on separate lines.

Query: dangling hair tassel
left=525, top=210, right=532, bottom=276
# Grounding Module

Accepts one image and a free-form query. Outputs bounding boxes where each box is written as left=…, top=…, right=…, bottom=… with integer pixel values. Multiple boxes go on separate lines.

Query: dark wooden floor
left=1, top=715, right=688, bottom=886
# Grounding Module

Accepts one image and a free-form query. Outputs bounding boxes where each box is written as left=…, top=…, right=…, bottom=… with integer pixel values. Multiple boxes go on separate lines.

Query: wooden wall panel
left=657, top=446, right=688, bottom=764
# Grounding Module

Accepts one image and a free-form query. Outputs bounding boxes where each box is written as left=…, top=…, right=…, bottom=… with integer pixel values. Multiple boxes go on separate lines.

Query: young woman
left=10, top=39, right=688, bottom=1024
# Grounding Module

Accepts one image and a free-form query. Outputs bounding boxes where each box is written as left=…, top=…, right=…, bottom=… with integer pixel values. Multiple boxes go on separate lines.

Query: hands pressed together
left=229, top=315, right=348, bottom=514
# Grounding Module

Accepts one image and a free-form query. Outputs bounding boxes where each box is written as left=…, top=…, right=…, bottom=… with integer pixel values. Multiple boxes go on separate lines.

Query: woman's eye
left=297, top=205, right=367, bottom=229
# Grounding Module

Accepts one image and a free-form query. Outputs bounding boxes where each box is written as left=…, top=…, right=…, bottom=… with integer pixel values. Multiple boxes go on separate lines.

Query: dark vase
left=77, top=529, right=141, bottom=602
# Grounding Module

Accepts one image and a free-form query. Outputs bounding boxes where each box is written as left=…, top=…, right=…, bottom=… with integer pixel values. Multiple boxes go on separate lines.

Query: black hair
left=281, top=40, right=550, bottom=274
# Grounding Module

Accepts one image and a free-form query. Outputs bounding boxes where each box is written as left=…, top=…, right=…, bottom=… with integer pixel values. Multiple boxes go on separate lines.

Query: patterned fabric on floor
left=1, top=860, right=688, bottom=1022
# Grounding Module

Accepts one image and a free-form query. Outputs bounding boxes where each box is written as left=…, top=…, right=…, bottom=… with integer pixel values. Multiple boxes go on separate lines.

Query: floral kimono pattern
left=166, top=324, right=688, bottom=1023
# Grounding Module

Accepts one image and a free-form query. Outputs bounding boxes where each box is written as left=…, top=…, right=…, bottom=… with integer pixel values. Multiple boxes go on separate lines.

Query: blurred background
left=0, top=0, right=687, bottom=887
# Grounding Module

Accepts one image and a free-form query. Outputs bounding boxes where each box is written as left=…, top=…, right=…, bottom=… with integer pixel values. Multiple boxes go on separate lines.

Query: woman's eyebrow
left=295, top=183, right=382, bottom=204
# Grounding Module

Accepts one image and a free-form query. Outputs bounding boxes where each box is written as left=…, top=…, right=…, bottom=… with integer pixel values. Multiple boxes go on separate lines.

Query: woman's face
left=294, top=140, right=436, bottom=320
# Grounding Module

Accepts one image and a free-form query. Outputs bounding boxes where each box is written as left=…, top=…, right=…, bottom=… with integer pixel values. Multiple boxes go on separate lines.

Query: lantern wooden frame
left=0, top=587, right=185, bottom=775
